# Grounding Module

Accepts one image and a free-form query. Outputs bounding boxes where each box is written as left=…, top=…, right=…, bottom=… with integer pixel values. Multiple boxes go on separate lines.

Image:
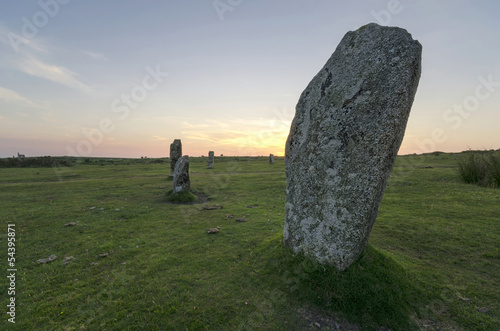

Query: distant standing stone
left=173, top=155, right=190, bottom=193
left=284, top=23, right=422, bottom=271
left=269, top=154, right=275, bottom=164
left=169, top=139, right=182, bottom=177
left=207, top=151, right=214, bottom=169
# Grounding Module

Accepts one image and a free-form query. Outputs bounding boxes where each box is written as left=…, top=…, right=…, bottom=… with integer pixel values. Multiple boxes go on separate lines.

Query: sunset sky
left=1, top=0, right=499, bottom=158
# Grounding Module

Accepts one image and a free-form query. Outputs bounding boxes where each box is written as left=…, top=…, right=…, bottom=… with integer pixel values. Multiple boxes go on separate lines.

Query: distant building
left=17, top=153, right=25, bottom=159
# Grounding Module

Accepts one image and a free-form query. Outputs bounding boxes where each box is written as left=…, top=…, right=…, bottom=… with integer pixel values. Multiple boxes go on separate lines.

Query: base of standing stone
left=165, top=190, right=199, bottom=204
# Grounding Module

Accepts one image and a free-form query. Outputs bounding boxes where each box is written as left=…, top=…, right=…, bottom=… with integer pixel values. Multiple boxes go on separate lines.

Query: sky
left=1, top=0, right=499, bottom=158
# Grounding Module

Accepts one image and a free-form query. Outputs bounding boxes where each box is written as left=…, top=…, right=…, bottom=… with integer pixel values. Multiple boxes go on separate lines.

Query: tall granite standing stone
left=169, top=139, right=182, bottom=177
left=207, top=151, right=214, bottom=169
left=284, top=23, right=422, bottom=271
left=173, top=155, right=190, bottom=193
left=269, top=154, right=275, bottom=164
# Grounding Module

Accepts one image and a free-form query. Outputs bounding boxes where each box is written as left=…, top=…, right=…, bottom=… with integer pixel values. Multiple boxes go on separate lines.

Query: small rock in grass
left=207, top=226, right=221, bottom=234
left=225, top=214, right=234, bottom=219
left=89, top=206, right=96, bottom=210
left=64, top=222, right=77, bottom=227
left=98, top=252, right=109, bottom=258
left=477, top=307, right=490, bottom=314
left=62, top=256, right=75, bottom=265
left=235, top=217, right=247, bottom=222
left=457, top=293, right=471, bottom=302
left=199, top=204, right=223, bottom=210
left=91, top=262, right=99, bottom=266
left=37, top=254, right=57, bottom=264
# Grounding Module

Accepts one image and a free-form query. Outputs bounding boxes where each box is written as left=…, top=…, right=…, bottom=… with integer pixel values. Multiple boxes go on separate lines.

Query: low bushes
left=457, top=151, right=500, bottom=188
left=0, top=156, right=75, bottom=168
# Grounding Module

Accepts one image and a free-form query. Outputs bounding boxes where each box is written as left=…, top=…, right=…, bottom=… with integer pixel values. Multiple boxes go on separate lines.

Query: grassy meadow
left=1, top=153, right=499, bottom=330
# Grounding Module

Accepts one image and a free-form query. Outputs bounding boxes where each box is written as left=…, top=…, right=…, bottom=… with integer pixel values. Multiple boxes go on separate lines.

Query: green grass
left=0, top=154, right=498, bottom=330
left=457, top=150, right=500, bottom=188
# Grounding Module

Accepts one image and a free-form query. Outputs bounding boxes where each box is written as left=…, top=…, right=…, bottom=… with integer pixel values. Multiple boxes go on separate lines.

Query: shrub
left=457, top=151, right=500, bottom=188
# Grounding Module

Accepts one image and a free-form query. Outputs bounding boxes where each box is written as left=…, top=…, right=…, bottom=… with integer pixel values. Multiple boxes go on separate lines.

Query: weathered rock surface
left=169, top=139, right=182, bottom=176
left=206, top=226, right=220, bottom=234
left=269, top=154, right=275, bottom=164
left=37, top=254, right=57, bottom=264
left=284, top=23, right=422, bottom=271
left=62, top=256, right=75, bottom=265
left=199, top=204, right=223, bottom=211
left=173, top=155, right=190, bottom=193
left=207, top=151, right=214, bottom=169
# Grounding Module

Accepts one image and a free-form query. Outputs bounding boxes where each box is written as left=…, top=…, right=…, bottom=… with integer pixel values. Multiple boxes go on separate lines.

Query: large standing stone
left=169, top=139, right=182, bottom=177
left=269, top=154, right=275, bottom=164
left=173, top=155, right=190, bottom=193
left=284, top=23, right=422, bottom=271
left=207, top=151, right=214, bottom=169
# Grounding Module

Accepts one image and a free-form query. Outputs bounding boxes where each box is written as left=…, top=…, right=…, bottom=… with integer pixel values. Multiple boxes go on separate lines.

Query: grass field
left=1, top=153, right=499, bottom=330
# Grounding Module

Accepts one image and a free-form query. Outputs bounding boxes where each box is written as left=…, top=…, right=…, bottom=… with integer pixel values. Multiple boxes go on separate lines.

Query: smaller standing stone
left=173, top=155, right=190, bottom=193
left=169, top=139, right=182, bottom=177
left=269, top=154, right=275, bottom=164
left=207, top=151, right=214, bottom=169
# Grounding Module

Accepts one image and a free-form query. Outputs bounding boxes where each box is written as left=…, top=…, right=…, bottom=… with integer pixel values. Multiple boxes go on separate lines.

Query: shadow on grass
left=268, top=244, right=426, bottom=330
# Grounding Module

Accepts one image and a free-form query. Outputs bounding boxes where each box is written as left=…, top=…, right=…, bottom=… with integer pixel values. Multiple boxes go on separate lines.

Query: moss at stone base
left=166, top=190, right=199, bottom=203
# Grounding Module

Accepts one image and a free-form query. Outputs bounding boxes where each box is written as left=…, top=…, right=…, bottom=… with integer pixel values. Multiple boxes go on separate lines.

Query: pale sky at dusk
left=1, top=0, right=499, bottom=158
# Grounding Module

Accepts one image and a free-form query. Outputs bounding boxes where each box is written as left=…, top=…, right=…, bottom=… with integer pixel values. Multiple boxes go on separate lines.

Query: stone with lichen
left=169, top=139, right=182, bottom=177
left=207, top=151, right=214, bottom=169
left=284, top=23, right=422, bottom=271
left=173, top=155, right=190, bottom=193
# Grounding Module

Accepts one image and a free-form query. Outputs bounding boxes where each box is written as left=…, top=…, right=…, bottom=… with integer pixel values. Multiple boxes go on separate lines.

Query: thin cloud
left=152, top=135, right=167, bottom=141
left=1, top=23, right=93, bottom=94
left=14, top=54, right=92, bottom=93
left=0, top=22, right=49, bottom=54
left=0, top=86, right=40, bottom=108
left=183, top=132, right=218, bottom=142
left=15, top=112, right=29, bottom=117
left=181, top=117, right=290, bottom=154
left=85, top=51, right=110, bottom=62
